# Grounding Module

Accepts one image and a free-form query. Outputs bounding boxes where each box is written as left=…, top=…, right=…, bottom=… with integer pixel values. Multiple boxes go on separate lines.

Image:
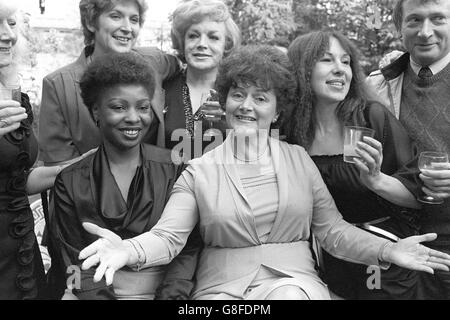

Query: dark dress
left=311, top=102, right=425, bottom=300
left=163, top=71, right=228, bottom=162
left=49, top=144, right=201, bottom=299
left=0, top=93, right=45, bottom=299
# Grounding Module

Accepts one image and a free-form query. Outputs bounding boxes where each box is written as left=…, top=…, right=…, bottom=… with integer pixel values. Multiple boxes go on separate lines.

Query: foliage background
left=226, top=0, right=404, bottom=74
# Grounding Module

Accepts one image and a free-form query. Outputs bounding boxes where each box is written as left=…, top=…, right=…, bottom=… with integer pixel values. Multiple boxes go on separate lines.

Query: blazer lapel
left=267, top=138, right=289, bottom=242
left=219, top=136, right=260, bottom=244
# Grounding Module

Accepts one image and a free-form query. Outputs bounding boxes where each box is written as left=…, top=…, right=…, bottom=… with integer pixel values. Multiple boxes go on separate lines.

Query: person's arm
left=301, top=147, right=450, bottom=273
left=354, top=136, right=420, bottom=209
left=79, top=166, right=200, bottom=285
left=26, top=148, right=97, bottom=195
left=136, top=47, right=180, bottom=82
left=354, top=102, right=420, bottom=209
left=39, top=75, right=80, bottom=166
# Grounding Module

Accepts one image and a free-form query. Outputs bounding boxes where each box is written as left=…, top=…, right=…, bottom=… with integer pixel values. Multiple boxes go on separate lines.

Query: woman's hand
left=354, top=136, right=384, bottom=189
left=79, top=223, right=136, bottom=286
left=383, top=233, right=450, bottom=274
left=420, top=163, right=450, bottom=200
left=0, top=100, right=27, bottom=137
left=199, top=101, right=225, bottom=122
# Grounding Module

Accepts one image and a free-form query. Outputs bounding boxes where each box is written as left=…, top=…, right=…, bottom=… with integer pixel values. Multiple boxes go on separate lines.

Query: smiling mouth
left=0, top=47, right=11, bottom=53
left=120, top=129, right=141, bottom=138
left=113, top=36, right=132, bottom=43
left=326, top=80, right=345, bottom=88
left=236, top=115, right=256, bottom=122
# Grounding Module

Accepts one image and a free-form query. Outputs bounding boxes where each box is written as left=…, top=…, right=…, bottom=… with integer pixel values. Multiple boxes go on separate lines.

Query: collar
left=410, top=51, right=450, bottom=75
left=380, top=52, right=411, bottom=80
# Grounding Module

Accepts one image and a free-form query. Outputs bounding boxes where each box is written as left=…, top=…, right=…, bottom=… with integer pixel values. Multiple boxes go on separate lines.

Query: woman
left=77, top=46, right=450, bottom=300
left=50, top=52, right=200, bottom=300
left=285, top=31, right=425, bottom=299
left=38, top=0, right=179, bottom=166
left=0, top=1, right=89, bottom=300
left=163, top=0, right=241, bottom=162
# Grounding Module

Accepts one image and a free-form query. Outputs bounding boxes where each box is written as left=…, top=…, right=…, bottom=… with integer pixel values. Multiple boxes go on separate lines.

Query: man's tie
left=418, top=66, right=433, bottom=79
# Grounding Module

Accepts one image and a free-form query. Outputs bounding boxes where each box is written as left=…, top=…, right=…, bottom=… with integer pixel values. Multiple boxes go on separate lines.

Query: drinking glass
left=201, top=90, right=223, bottom=137
left=343, top=126, right=375, bottom=164
left=0, top=85, right=21, bottom=102
left=417, top=151, right=449, bottom=205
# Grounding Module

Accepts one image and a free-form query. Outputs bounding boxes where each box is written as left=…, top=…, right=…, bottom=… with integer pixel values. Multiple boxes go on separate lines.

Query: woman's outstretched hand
left=79, top=223, right=136, bottom=285
left=384, top=233, right=450, bottom=274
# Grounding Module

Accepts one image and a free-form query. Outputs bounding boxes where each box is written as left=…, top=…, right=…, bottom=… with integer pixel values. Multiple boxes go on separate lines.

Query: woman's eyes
left=7, top=19, right=17, bottom=27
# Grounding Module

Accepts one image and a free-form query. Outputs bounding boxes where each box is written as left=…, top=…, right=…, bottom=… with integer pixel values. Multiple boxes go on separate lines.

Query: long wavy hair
left=285, top=31, right=369, bottom=149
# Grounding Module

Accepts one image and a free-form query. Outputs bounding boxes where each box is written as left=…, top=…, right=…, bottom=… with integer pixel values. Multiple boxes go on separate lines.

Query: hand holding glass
left=0, top=85, right=26, bottom=133
left=343, top=126, right=376, bottom=164
left=200, top=90, right=224, bottom=137
left=417, top=151, right=449, bottom=205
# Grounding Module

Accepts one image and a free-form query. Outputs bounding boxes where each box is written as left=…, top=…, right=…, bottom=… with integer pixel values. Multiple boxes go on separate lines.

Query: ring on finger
left=0, top=118, right=9, bottom=128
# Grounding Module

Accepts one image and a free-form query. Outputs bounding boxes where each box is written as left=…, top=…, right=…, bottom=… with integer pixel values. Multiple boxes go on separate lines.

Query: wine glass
left=417, top=151, right=449, bottom=205
left=200, top=90, right=223, bottom=138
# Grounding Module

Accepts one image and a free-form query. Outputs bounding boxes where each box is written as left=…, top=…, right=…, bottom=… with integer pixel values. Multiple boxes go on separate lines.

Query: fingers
left=79, top=239, right=101, bottom=262
left=105, top=267, right=116, bottom=286
left=82, top=222, right=118, bottom=241
left=428, top=248, right=450, bottom=261
left=411, top=233, right=438, bottom=244
left=422, top=186, right=449, bottom=200
left=93, top=262, right=108, bottom=283
left=81, top=253, right=100, bottom=270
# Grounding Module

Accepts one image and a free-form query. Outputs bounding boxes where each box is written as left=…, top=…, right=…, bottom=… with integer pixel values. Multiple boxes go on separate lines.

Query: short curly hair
left=79, top=0, right=148, bottom=47
left=171, top=0, right=241, bottom=63
left=215, top=45, right=297, bottom=129
left=79, top=52, right=156, bottom=118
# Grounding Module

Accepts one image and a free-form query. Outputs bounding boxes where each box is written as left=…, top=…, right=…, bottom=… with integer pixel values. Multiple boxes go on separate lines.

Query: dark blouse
left=163, top=71, right=228, bottom=162
left=0, top=93, right=45, bottom=300
left=50, top=144, right=200, bottom=299
left=311, top=101, right=423, bottom=299
left=311, top=101, right=421, bottom=228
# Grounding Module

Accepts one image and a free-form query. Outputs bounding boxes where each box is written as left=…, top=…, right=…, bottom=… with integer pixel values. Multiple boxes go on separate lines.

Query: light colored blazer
left=38, top=47, right=177, bottom=165
left=135, top=136, right=390, bottom=300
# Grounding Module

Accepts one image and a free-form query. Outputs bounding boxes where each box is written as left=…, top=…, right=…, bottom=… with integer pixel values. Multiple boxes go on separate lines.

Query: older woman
left=285, top=31, right=427, bottom=299
left=0, top=1, right=90, bottom=300
left=76, top=46, right=450, bottom=300
left=163, top=0, right=241, bottom=162
left=38, top=0, right=179, bottom=166
left=49, top=52, right=200, bottom=300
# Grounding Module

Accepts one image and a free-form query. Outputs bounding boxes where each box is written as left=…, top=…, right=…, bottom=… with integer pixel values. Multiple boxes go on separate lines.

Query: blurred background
left=16, top=0, right=404, bottom=136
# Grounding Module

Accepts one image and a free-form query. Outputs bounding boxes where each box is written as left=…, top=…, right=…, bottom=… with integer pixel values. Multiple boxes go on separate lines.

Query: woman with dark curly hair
left=285, top=30, right=427, bottom=299
left=49, top=52, right=200, bottom=300
left=75, top=45, right=450, bottom=300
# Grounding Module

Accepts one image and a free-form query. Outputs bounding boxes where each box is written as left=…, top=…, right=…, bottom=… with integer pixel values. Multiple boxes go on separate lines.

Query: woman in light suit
left=77, top=46, right=450, bottom=300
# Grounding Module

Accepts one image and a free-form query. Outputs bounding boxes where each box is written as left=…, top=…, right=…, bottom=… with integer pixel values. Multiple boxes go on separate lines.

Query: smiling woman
left=49, top=52, right=200, bottom=300
left=38, top=0, right=180, bottom=168
left=162, top=0, right=241, bottom=162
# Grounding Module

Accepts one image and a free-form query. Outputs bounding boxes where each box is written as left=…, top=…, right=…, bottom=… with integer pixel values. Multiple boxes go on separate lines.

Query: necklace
left=232, top=146, right=269, bottom=163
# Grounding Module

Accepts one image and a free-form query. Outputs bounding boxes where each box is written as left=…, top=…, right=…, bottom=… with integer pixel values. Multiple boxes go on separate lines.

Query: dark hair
left=79, top=0, right=147, bottom=47
left=286, top=31, right=368, bottom=148
left=393, top=0, right=439, bottom=32
left=215, top=45, right=297, bottom=130
left=80, top=52, right=156, bottom=118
